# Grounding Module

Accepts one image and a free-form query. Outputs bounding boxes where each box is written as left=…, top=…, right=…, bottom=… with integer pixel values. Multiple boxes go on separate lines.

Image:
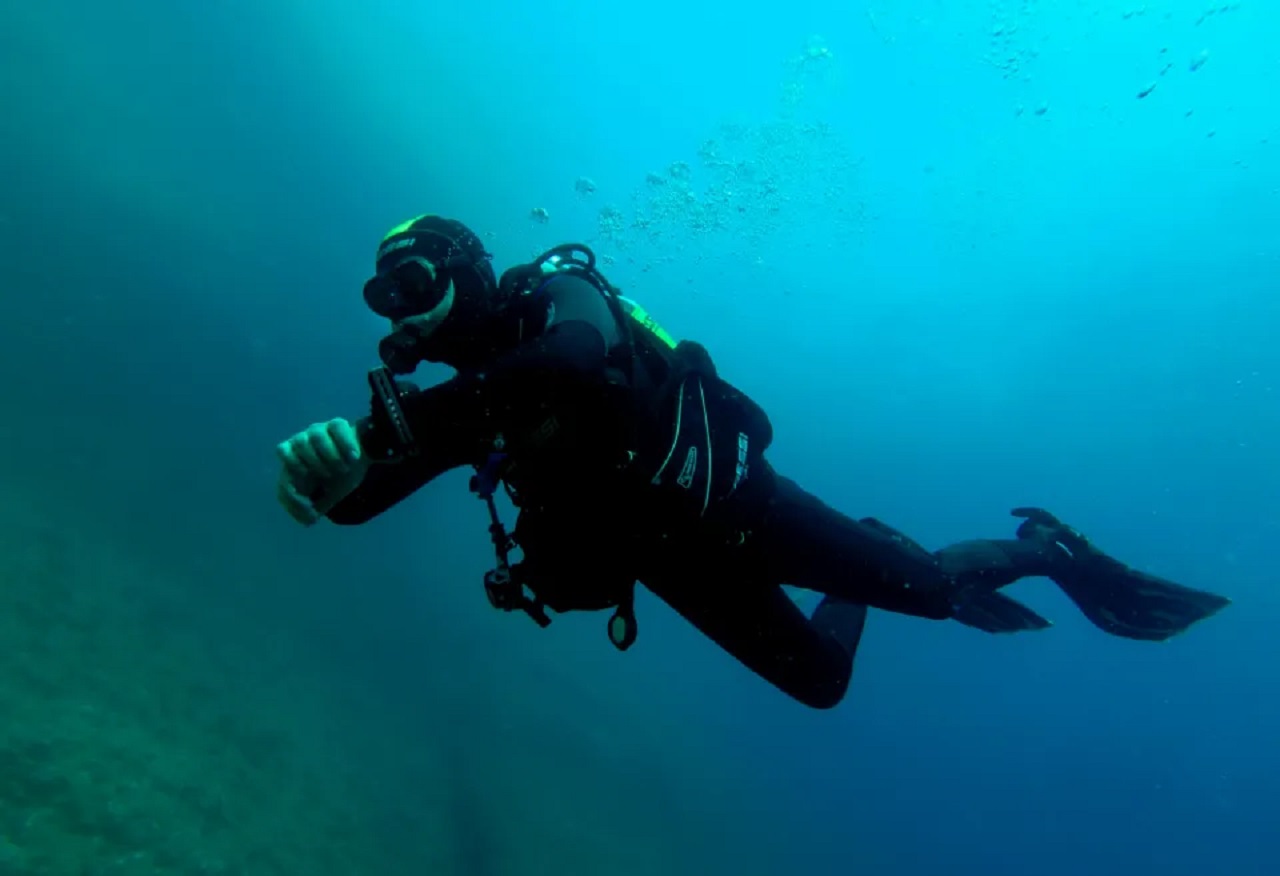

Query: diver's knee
left=795, top=672, right=850, bottom=710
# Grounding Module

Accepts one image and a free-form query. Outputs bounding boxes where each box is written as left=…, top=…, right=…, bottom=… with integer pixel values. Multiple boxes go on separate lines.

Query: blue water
left=1, top=1, right=1276, bottom=874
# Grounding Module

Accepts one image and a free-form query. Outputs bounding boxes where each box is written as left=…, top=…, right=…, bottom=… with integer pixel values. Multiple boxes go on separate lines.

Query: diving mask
left=363, top=254, right=470, bottom=322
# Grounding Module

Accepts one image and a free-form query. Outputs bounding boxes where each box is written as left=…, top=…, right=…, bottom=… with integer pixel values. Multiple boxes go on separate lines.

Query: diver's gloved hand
left=1010, top=506, right=1231, bottom=640
left=276, top=419, right=369, bottom=526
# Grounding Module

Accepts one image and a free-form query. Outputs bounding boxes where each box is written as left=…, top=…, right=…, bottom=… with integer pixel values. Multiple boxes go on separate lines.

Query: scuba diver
left=275, top=214, right=1230, bottom=709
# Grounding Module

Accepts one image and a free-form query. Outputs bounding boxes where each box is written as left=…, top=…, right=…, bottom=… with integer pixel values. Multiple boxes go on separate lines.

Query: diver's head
left=363, top=215, right=501, bottom=373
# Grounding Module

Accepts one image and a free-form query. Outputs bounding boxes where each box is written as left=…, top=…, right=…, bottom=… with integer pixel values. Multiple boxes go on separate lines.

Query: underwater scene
left=0, top=2, right=1276, bottom=875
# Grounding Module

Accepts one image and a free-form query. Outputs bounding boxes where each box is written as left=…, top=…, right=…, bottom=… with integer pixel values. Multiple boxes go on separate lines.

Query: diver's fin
left=811, top=596, right=869, bottom=658
left=1011, top=507, right=1231, bottom=640
left=952, top=591, right=1052, bottom=634
left=1050, top=566, right=1230, bottom=641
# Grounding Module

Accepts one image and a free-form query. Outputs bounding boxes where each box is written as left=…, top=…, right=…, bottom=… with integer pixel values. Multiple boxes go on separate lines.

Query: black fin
left=1052, top=566, right=1230, bottom=641
left=952, top=591, right=1052, bottom=634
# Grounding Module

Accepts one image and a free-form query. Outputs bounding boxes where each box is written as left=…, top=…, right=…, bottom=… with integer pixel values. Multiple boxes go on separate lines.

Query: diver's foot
left=1010, top=507, right=1231, bottom=641
left=1011, top=506, right=1091, bottom=562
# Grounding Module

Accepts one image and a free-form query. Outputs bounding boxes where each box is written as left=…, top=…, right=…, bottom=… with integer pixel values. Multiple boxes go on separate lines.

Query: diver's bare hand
left=275, top=419, right=368, bottom=525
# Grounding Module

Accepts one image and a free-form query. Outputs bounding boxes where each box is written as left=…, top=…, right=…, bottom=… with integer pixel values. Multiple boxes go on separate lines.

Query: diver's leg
left=641, top=566, right=866, bottom=710
left=918, top=509, right=1230, bottom=638
left=748, top=472, right=1228, bottom=639
left=750, top=475, right=954, bottom=618
left=753, top=475, right=1048, bottom=632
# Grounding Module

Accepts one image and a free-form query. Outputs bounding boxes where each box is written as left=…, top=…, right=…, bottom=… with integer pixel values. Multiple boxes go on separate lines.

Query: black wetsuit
left=329, top=274, right=1075, bottom=708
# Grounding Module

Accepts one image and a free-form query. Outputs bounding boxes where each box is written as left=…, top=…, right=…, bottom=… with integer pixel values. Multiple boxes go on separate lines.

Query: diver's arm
left=443, top=286, right=621, bottom=413
left=329, top=277, right=620, bottom=523
left=471, top=273, right=620, bottom=382
left=474, top=319, right=611, bottom=385
left=325, top=377, right=486, bottom=525
left=542, top=273, right=621, bottom=346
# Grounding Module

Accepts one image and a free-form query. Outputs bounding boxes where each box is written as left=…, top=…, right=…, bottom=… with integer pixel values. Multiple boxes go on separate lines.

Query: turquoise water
left=0, top=2, right=1276, bottom=874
